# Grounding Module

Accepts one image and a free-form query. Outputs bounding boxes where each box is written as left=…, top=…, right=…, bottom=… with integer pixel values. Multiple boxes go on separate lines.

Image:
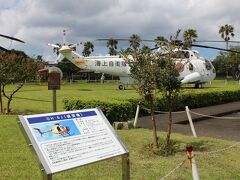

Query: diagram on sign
left=31, top=120, right=80, bottom=142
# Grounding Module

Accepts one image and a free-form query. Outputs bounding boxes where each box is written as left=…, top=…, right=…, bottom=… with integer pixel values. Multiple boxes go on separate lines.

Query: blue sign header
left=27, top=110, right=97, bottom=124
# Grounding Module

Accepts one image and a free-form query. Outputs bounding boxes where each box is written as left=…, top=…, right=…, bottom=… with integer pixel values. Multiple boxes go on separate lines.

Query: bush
left=63, top=98, right=135, bottom=123
left=63, top=89, right=240, bottom=123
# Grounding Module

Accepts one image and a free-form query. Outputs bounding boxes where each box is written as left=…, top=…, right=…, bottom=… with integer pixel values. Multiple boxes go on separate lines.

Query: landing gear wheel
left=118, top=85, right=125, bottom=90
left=195, top=83, right=203, bottom=89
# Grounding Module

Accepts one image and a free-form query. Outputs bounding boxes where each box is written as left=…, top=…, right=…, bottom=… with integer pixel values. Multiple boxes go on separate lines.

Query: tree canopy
left=213, top=46, right=240, bottom=79
left=219, top=24, right=235, bottom=49
left=0, top=50, right=44, bottom=113
left=183, top=28, right=198, bottom=49
left=122, top=33, right=181, bottom=154
left=82, top=41, right=94, bottom=57
left=107, top=38, right=118, bottom=55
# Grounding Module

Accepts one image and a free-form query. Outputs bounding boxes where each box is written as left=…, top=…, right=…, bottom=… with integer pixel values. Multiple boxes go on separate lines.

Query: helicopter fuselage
left=59, top=46, right=216, bottom=89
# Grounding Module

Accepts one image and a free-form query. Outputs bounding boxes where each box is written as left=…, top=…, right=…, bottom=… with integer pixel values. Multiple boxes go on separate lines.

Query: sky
left=1, top=0, right=240, bottom=62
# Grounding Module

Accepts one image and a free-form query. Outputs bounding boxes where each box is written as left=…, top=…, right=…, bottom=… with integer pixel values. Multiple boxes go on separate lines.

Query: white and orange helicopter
left=47, top=30, right=238, bottom=89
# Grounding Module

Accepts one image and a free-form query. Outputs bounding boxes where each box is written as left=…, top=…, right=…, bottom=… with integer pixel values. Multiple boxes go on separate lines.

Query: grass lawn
left=1, top=80, right=240, bottom=179
left=1, top=115, right=240, bottom=179
left=4, top=79, right=240, bottom=115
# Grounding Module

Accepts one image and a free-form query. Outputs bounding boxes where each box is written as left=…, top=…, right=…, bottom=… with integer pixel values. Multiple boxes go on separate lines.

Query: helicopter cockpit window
left=189, top=63, right=193, bottom=71
left=184, top=51, right=189, bottom=58
left=193, top=51, right=199, bottom=58
left=115, top=61, right=120, bottom=67
left=205, top=60, right=212, bottom=70
left=121, top=61, right=126, bottom=67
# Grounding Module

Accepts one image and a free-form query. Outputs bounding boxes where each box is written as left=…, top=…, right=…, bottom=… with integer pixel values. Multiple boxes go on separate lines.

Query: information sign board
left=48, top=72, right=60, bottom=90
left=19, top=108, right=128, bottom=174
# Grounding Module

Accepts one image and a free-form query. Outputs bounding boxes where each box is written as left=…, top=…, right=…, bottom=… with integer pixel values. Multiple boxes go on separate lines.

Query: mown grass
left=1, top=80, right=240, bottom=179
left=1, top=115, right=240, bottom=179
left=4, top=79, right=240, bottom=115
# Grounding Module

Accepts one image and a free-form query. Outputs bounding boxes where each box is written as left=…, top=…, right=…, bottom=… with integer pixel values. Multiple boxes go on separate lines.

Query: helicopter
left=0, top=33, right=25, bottom=51
left=47, top=31, right=239, bottom=89
left=34, top=123, right=71, bottom=137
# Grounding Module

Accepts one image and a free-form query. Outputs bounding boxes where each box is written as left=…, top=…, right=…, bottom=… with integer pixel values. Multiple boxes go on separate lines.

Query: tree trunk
left=2, top=83, right=23, bottom=114
left=166, top=95, right=173, bottom=146
left=0, top=83, right=3, bottom=113
left=150, top=98, right=159, bottom=148
left=6, top=96, right=12, bottom=114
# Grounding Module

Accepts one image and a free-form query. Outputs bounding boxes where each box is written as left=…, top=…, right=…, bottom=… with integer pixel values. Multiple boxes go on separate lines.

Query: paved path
left=137, top=101, right=240, bottom=141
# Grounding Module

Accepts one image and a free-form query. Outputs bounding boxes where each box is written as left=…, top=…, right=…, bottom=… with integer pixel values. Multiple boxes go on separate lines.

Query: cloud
left=1, top=0, right=240, bottom=60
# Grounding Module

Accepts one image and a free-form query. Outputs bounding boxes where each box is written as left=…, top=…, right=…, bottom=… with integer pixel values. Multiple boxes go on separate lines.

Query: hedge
left=63, top=98, right=134, bottom=124
left=63, top=89, right=240, bottom=123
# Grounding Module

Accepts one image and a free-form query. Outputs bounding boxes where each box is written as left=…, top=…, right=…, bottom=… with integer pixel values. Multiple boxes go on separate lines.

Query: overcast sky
left=1, top=0, right=240, bottom=61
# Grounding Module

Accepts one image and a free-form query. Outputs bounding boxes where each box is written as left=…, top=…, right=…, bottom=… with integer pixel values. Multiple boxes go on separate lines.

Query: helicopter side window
left=57, top=126, right=61, bottom=132
left=95, top=60, right=101, bottom=66
left=189, top=63, right=193, bottom=71
left=115, top=61, right=120, bottom=67
left=184, top=51, right=189, bottom=58
left=205, top=60, right=212, bottom=70
left=109, top=61, right=114, bottom=67
left=121, top=61, right=126, bottom=67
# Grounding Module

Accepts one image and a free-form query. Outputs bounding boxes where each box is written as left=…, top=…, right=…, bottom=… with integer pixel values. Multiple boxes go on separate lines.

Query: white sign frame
left=19, top=108, right=129, bottom=176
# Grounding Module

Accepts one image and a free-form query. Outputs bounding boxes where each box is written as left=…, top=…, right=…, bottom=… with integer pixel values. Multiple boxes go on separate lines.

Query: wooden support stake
left=134, top=103, right=140, bottom=128
left=186, top=144, right=199, bottom=180
left=185, top=106, right=197, bottom=137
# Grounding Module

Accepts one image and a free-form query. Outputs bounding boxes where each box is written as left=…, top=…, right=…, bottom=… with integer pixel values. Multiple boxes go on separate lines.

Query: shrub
left=63, top=89, right=240, bottom=123
left=63, top=98, right=134, bottom=123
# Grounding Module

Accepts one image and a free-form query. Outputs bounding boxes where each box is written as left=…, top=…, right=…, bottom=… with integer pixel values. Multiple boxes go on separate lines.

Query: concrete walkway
left=137, top=101, right=240, bottom=141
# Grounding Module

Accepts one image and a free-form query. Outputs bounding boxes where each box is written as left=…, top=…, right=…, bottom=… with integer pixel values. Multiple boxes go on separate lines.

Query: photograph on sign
left=31, top=120, right=80, bottom=142
left=19, top=108, right=128, bottom=174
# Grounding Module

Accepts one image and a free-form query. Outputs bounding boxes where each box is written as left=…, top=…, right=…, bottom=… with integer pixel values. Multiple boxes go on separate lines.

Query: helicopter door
left=194, top=60, right=205, bottom=81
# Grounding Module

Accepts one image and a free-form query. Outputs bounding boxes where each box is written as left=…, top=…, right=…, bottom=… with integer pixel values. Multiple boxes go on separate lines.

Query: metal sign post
left=52, top=90, right=56, bottom=112
left=48, top=72, right=60, bottom=112
left=122, top=153, right=130, bottom=180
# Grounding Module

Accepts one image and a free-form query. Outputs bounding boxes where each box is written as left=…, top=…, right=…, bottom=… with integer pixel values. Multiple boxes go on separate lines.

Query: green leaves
left=82, top=41, right=94, bottom=57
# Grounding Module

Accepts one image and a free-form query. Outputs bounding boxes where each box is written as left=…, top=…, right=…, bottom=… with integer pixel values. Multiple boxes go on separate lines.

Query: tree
left=122, top=33, right=181, bottom=154
left=129, top=34, right=141, bottom=52
left=154, top=36, right=168, bottom=49
left=0, top=50, right=43, bottom=113
left=107, top=38, right=118, bottom=55
left=219, top=24, right=234, bottom=49
left=82, top=41, right=94, bottom=57
left=213, top=46, right=240, bottom=79
left=56, top=58, right=79, bottom=81
left=122, top=43, right=159, bottom=149
left=155, top=47, right=181, bottom=152
left=183, top=29, right=198, bottom=49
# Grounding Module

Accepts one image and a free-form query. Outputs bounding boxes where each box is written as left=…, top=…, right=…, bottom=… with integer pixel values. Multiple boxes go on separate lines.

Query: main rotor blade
left=0, top=34, right=25, bottom=43
left=96, top=38, right=154, bottom=42
left=69, top=43, right=81, bottom=48
left=195, top=40, right=240, bottom=43
left=192, top=44, right=240, bottom=54
left=0, top=46, right=10, bottom=52
left=47, top=43, right=60, bottom=48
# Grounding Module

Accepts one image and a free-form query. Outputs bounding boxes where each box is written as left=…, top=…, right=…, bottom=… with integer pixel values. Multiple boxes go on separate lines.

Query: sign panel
left=48, top=72, right=60, bottom=90
left=19, top=108, right=128, bottom=174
